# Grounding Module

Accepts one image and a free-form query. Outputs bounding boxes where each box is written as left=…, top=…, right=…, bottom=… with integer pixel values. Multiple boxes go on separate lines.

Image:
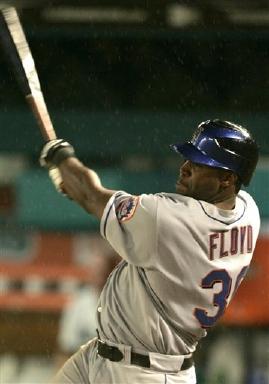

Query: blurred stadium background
left=0, top=1, right=269, bottom=383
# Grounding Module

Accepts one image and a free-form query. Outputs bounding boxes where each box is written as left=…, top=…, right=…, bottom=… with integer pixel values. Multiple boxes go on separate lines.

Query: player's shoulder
left=237, top=189, right=259, bottom=212
left=238, top=189, right=254, bottom=201
left=154, top=192, right=197, bottom=206
left=113, top=190, right=194, bottom=204
left=111, top=191, right=195, bottom=218
left=111, top=191, right=200, bottom=222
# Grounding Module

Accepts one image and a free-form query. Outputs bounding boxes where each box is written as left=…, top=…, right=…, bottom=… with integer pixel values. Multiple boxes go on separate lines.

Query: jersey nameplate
left=209, top=225, right=253, bottom=260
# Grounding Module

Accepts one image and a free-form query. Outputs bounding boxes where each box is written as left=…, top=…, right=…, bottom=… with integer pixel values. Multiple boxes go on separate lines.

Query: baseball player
left=40, top=119, right=260, bottom=384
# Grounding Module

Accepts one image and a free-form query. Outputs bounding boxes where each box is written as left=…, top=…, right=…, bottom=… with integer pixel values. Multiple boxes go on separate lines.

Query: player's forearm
left=59, top=157, right=115, bottom=219
left=39, top=140, right=116, bottom=219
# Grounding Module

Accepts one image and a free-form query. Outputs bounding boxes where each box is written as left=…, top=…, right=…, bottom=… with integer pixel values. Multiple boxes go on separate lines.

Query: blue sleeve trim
left=102, top=191, right=126, bottom=238
left=102, top=201, right=114, bottom=239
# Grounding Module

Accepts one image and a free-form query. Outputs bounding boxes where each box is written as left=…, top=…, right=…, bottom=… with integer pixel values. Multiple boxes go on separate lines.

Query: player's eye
left=191, top=162, right=203, bottom=169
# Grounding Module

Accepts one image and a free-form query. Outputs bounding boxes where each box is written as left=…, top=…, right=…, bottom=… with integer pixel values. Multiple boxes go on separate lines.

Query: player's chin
left=176, top=181, right=189, bottom=195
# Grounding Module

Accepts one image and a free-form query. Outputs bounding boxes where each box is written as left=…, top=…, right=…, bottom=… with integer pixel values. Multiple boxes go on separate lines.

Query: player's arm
left=40, top=139, right=116, bottom=219
left=59, top=157, right=115, bottom=219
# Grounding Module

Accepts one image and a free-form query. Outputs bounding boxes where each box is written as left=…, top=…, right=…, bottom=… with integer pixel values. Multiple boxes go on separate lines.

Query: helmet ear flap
left=216, top=137, right=259, bottom=186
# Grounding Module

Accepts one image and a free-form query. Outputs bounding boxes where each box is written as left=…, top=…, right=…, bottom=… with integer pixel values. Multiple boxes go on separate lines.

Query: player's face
left=176, top=160, right=228, bottom=202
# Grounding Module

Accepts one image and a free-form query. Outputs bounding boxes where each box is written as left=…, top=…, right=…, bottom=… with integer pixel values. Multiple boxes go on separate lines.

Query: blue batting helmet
left=171, top=119, right=259, bottom=186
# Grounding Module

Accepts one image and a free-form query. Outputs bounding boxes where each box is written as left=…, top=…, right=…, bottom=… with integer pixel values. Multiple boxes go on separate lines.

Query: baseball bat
left=0, top=7, right=56, bottom=141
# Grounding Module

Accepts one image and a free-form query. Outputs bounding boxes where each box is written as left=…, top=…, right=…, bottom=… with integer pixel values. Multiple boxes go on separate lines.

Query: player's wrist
left=40, top=139, right=76, bottom=169
left=50, top=143, right=75, bottom=166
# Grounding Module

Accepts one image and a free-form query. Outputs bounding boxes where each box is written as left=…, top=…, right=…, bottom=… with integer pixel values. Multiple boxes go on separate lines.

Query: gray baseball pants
left=50, top=338, right=197, bottom=384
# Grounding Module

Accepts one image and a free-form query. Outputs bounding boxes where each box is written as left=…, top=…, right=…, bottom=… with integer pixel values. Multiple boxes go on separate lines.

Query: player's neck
left=214, top=195, right=236, bottom=210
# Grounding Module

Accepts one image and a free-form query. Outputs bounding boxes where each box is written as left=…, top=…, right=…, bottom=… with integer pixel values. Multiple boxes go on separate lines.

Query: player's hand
left=48, top=167, right=67, bottom=196
left=39, top=139, right=75, bottom=169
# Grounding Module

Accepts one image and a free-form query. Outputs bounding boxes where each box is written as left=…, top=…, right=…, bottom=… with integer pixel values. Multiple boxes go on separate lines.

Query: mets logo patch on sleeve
left=116, top=196, right=139, bottom=222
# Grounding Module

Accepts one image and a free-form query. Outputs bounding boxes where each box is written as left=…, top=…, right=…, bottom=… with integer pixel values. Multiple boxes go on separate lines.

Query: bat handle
left=26, top=94, right=57, bottom=141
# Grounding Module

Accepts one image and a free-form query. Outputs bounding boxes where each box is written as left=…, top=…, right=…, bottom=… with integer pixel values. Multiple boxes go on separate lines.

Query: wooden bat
left=0, top=7, right=56, bottom=141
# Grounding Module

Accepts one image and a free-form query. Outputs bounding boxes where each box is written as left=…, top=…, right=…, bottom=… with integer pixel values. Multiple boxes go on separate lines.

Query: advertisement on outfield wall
left=0, top=228, right=268, bottom=324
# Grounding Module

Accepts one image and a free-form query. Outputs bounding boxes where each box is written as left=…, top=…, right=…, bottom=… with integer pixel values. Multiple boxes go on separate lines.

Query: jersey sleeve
left=100, top=191, right=158, bottom=267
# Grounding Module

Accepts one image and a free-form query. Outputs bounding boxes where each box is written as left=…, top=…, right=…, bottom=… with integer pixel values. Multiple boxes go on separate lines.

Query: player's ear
left=219, top=170, right=237, bottom=188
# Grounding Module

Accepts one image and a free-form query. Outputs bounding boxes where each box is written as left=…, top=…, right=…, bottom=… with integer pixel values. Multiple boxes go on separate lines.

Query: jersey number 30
left=194, top=266, right=248, bottom=328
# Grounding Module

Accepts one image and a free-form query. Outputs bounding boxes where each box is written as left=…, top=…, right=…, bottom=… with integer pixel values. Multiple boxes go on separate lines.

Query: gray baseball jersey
left=98, top=190, right=260, bottom=355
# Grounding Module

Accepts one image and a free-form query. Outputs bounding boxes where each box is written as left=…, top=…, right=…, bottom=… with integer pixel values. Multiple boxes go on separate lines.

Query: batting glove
left=48, top=167, right=66, bottom=196
left=39, top=139, right=75, bottom=169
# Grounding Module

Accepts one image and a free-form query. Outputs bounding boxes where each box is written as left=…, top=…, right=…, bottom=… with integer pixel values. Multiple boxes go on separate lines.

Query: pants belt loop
left=123, top=344, right=132, bottom=364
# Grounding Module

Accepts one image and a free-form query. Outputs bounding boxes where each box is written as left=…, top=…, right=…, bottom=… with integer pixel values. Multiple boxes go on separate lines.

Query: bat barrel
left=0, top=7, right=57, bottom=141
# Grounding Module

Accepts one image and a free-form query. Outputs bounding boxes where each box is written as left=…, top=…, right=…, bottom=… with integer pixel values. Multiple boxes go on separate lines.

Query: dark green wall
left=0, top=110, right=269, bottom=157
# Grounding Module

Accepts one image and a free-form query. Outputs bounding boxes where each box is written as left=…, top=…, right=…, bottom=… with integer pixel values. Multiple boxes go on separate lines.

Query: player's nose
left=180, top=160, right=192, bottom=176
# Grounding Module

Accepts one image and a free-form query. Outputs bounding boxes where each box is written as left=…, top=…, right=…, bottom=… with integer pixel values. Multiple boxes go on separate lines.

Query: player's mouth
left=176, top=178, right=188, bottom=190
left=177, top=177, right=187, bottom=187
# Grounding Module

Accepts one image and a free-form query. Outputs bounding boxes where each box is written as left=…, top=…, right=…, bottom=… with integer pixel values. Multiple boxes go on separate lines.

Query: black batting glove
left=39, top=139, right=75, bottom=169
